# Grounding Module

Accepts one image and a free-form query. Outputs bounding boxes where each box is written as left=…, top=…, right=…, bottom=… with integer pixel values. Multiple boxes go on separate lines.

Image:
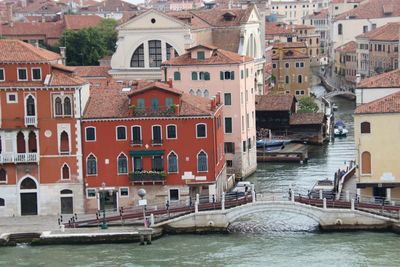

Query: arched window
left=17, top=131, right=26, bottom=153
left=64, top=97, right=71, bottom=116
left=197, top=151, right=208, bottom=172
left=62, top=164, right=70, bottom=180
left=361, top=122, right=370, bottom=134
left=20, top=177, right=37, bottom=189
left=87, top=155, right=97, bottom=175
left=196, top=89, right=202, bottom=97
left=189, top=89, right=195, bottom=95
left=168, top=152, right=178, bottom=173
left=60, top=131, right=69, bottom=154
left=131, top=44, right=144, bottom=67
left=166, top=43, right=178, bottom=60
left=28, top=131, right=37, bottom=153
left=0, top=168, right=6, bottom=182
left=61, top=189, right=73, bottom=194
left=196, top=123, right=206, bottom=138
left=361, top=151, right=371, bottom=174
left=26, top=95, right=35, bottom=116
left=118, top=154, right=128, bottom=174
left=148, top=40, right=162, bottom=67
left=338, top=23, right=343, bottom=35
left=285, top=76, right=290, bottom=84
left=55, top=97, right=62, bottom=115
left=203, top=89, right=209, bottom=98
left=298, top=75, right=303, bottom=84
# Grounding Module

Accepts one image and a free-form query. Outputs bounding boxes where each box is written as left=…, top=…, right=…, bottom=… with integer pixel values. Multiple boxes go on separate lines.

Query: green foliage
left=297, top=96, right=319, bottom=113
left=57, top=19, right=117, bottom=66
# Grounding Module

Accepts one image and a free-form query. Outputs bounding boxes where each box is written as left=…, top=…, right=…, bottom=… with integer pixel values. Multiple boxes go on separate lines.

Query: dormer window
left=197, top=51, right=205, bottom=60
left=223, top=12, right=236, bottom=21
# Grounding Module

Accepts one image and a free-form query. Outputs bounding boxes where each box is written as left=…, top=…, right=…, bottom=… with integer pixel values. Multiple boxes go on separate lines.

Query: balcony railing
left=130, top=139, right=143, bottom=146
left=151, top=139, right=163, bottom=145
left=25, top=116, right=37, bottom=127
left=0, top=153, right=39, bottom=164
left=131, top=106, right=177, bottom=117
left=128, top=171, right=166, bottom=182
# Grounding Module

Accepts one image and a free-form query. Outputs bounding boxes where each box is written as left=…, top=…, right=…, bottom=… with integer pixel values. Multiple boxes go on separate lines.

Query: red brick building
left=0, top=40, right=89, bottom=216
left=82, top=81, right=226, bottom=212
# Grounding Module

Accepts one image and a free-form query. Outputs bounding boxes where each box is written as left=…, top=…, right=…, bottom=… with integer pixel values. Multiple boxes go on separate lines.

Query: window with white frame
left=61, top=164, right=70, bottom=180
left=85, top=127, right=96, bottom=141
left=18, top=68, right=28, bottom=81
left=6, top=93, right=17, bottom=104
left=116, top=126, right=127, bottom=140
left=166, top=125, right=177, bottom=139
left=120, top=187, right=129, bottom=197
left=31, top=68, right=42, bottom=81
left=53, top=94, right=73, bottom=117
left=117, top=154, right=128, bottom=174
left=197, top=151, right=208, bottom=172
left=168, top=152, right=178, bottom=173
left=86, top=188, right=96, bottom=198
left=0, top=68, right=4, bottom=81
left=196, top=124, right=207, bottom=138
left=169, top=189, right=180, bottom=201
left=131, top=126, right=142, bottom=145
left=0, top=168, right=7, bottom=183
left=87, top=154, right=97, bottom=175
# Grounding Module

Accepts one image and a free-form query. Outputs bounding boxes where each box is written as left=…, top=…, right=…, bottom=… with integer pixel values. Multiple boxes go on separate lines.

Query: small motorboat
left=256, top=139, right=291, bottom=149
left=310, top=179, right=335, bottom=199
left=334, top=120, right=348, bottom=137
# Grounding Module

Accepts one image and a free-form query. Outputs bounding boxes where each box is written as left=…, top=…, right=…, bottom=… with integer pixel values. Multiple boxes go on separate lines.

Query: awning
left=357, top=183, right=400, bottom=189
left=129, top=150, right=164, bottom=156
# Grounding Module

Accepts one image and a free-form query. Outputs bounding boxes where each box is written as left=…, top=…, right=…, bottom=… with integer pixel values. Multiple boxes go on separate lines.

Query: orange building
left=82, top=81, right=226, bottom=212
left=0, top=40, right=89, bottom=216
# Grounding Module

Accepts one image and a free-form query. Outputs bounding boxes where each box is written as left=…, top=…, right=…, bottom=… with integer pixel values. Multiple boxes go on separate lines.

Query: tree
left=57, top=19, right=117, bottom=66
left=297, top=96, right=319, bottom=113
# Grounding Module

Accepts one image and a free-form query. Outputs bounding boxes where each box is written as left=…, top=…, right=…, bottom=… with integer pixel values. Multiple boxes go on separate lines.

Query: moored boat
left=333, top=120, right=348, bottom=137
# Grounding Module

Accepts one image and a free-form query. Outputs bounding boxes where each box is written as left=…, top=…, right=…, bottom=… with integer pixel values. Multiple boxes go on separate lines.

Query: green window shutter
left=197, top=51, right=205, bottom=60
left=246, top=68, right=249, bottom=77
left=230, top=71, right=235, bottom=80
left=204, top=72, right=210, bottom=80
left=241, top=70, right=244, bottom=79
left=192, top=72, right=198, bottom=80
left=220, top=71, right=224, bottom=80
left=174, top=71, right=181, bottom=80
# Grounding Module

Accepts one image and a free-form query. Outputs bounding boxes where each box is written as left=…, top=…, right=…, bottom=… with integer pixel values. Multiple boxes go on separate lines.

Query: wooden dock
left=257, top=143, right=308, bottom=163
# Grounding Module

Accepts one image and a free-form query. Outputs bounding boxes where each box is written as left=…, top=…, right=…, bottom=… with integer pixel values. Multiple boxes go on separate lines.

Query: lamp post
left=101, top=182, right=108, bottom=229
left=138, top=188, right=147, bottom=228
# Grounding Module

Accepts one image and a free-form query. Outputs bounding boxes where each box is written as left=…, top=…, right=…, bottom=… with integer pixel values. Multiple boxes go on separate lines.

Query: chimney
left=41, top=15, right=45, bottom=23
left=211, top=96, right=216, bottom=110
left=59, top=47, right=66, bottom=65
left=167, top=78, right=173, bottom=88
left=215, top=92, right=221, bottom=105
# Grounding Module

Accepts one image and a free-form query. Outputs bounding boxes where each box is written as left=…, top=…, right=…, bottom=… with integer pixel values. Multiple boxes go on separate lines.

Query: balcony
left=25, top=116, right=37, bottom=127
left=151, top=139, right=163, bottom=145
left=131, top=106, right=177, bottom=117
left=130, top=139, right=143, bottom=146
left=0, top=153, right=39, bottom=164
left=128, top=171, right=166, bottom=183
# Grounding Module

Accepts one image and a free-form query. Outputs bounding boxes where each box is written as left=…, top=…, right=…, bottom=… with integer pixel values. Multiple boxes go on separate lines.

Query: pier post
left=252, top=190, right=256, bottom=203
left=323, top=198, right=327, bottom=209
left=195, top=201, right=199, bottom=213
left=291, top=190, right=295, bottom=202
left=221, top=192, right=225, bottom=211
left=196, top=193, right=199, bottom=204
left=351, top=198, right=355, bottom=211
left=150, top=214, right=155, bottom=226
left=346, top=191, right=350, bottom=202
left=319, top=190, right=323, bottom=200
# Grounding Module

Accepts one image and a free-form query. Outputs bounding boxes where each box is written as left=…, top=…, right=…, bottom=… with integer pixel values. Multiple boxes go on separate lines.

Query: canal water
left=2, top=96, right=400, bottom=266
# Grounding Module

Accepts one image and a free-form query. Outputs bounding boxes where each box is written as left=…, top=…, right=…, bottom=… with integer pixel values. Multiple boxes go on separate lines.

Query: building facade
left=82, top=81, right=226, bottom=212
left=162, top=45, right=257, bottom=178
left=0, top=40, right=89, bottom=217
left=334, top=41, right=357, bottom=86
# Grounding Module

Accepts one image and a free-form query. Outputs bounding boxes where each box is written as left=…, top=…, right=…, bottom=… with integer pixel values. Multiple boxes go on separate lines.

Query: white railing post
left=346, top=190, right=350, bottom=202
left=319, top=190, right=323, bottom=200
left=351, top=198, right=355, bottom=211
left=221, top=192, right=225, bottom=211
left=323, top=198, right=327, bottom=209
left=195, top=201, right=198, bottom=213
left=150, top=213, right=155, bottom=226
left=252, top=190, right=256, bottom=203
left=196, top=193, right=199, bottom=204
left=291, top=190, right=294, bottom=203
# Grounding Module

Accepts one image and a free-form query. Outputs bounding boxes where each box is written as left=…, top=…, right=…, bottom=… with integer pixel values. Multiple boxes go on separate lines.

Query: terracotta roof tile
left=83, top=0, right=138, bottom=12
left=15, top=0, right=63, bottom=14
left=73, top=66, right=111, bottom=78
left=128, top=81, right=183, bottom=96
left=336, top=0, right=400, bottom=20
left=290, top=112, right=325, bottom=125
left=0, top=20, right=64, bottom=39
left=357, top=69, right=400, bottom=89
left=0, top=39, right=61, bottom=62
left=64, top=15, right=102, bottom=30
left=304, top=9, right=329, bottom=19
left=162, top=46, right=252, bottom=66
left=255, top=94, right=296, bottom=111
left=190, top=6, right=254, bottom=28
left=355, top=91, right=400, bottom=114
left=356, top=22, right=400, bottom=41
left=265, top=22, right=295, bottom=36
left=49, top=69, right=87, bottom=86
left=335, top=41, right=357, bottom=53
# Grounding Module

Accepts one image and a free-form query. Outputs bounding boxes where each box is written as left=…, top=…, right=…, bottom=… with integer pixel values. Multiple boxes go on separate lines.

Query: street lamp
left=138, top=188, right=147, bottom=228
left=101, top=182, right=108, bottom=229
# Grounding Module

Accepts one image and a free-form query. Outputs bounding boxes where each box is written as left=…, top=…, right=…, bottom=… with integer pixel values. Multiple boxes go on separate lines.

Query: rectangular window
left=18, top=68, right=28, bottom=81
left=120, top=187, right=129, bottom=197
left=87, top=189, right=96, bottom=198
left=224, top=142, right=235, bottom=154
left=169, top=189, right=180, bottom=201
left=363, top=25, right=368, bottom=33
left=6, top=93, right=17, bottom=103
left=152, top=125, right=162, bottom=144
left=152, top=156, right=163, bottom=171
left=133, top=157, right=143, bottom=171
left=149, top=40, right=162, bottom=67
left=241, top=69, right=244, bottom=79
left=116, top=126, right=127, bottom=140
left=32, top=68, right=41, bottom=81
left=272, top=63, right=277, bottom=69
left=243, top=140, right=246, bottom=152
left=0, top=68, right=4, bottom=81
left=196, top=124, right=207, bottom=138
left=224, top=93, right=232, bottom=105
left=246, top=114, right=249, bottom=129
left=132, top=126, right=142, bottom=145
left=173, top=71, right=181, bottom=80
left=246, top=68, right=249, bottom=77
left=197, top=51, right=205, bottom=60
left=226, top=160, right=233, bottom=167
left=192, top=72, right=198, bottom=80
left=85, top=127, right=96, bottom=141
left=224, top=117, right=232, bottom=133
left=167, top=125, right=177, bottom=139
left=165, top=97, right=173, bottom=108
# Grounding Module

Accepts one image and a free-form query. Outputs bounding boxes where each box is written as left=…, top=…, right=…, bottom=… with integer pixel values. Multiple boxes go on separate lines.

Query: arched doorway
left=19, top=177, right=38, bottom=215
left=60, top=189, right=73, bottom=214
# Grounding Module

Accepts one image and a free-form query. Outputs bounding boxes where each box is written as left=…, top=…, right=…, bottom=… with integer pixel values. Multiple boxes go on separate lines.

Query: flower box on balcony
left=129, top=171, right=166, bottom=182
